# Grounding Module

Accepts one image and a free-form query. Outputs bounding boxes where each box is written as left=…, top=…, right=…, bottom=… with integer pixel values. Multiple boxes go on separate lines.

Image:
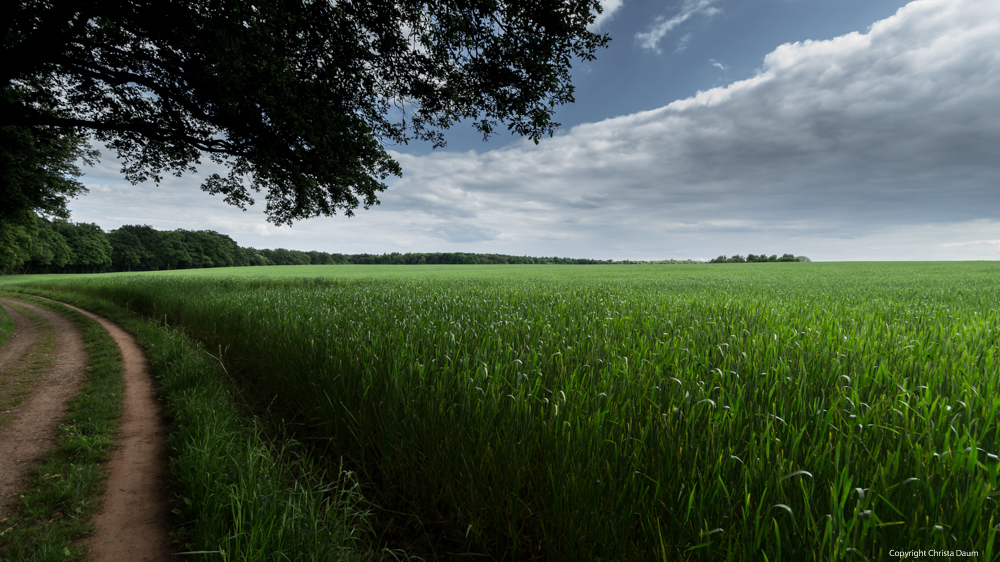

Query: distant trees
left=107, top=228, right=145, bottom=272
left=178, top=230, right=248, bottom=269
left=0, top=215, right=36, bottom=273
left=0, top=217, right=809, bottom=273
left=158, top=231, right=194, bottom=270
left=260, top=248, right=311, bottom=266
left=52, top=221, right=112, bottom=273
left=8, top=220, right=819, bottom=275
left=34, top=219, right=74, bottom=270
left=1, top=218, right=622, bottom=274
left=709, top=253, right=810, bottom=264
left=1, top=214, right=86, bottom=273
left=254, top=250, right=613, bottom=266
left=0, top=215, right=234, bottom=274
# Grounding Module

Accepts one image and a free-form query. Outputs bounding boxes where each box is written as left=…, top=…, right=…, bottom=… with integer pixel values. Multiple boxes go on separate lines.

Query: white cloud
left=637, top=0, right=722, bottom=53
left=71, top=0, right=1000, bottom=260
left=938, top=239, right=1000, bottom=248
left=675, top=33, right=693, bottom=52
left=709, top=58, right=727, bottom=70
left=377, top=0, right=1000, bottom=258
left=590, top=0, right=624, bottom=31
left=251, top=223, right=295, bottom=237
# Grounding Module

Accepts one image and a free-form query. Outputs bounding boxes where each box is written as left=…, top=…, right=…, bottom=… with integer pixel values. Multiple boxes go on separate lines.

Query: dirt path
left=0, top=302, right=44, bottom=382
left=0, top=299, right=87, bottom=519
left=0, top=297, right=173, bottom=561
left=58, top=302, right=174, bottom=562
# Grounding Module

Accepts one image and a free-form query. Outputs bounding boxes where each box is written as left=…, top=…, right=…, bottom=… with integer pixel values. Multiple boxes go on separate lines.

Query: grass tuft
left=0, top=302, right=13, bottom=348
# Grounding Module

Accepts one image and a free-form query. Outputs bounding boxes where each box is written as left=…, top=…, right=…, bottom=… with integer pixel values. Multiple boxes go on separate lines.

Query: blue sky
left=406, top=0, right=915, bottom=155
left=72, top=0, right=1000, bottom=261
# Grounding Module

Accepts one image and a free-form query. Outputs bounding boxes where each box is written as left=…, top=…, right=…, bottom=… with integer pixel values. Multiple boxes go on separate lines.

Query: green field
left=6, top=262, right=999, bottom=560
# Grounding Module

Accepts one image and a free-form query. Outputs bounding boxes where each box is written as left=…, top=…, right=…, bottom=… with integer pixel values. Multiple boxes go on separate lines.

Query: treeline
left=1, top=215, right=112, bottom=274
left=0, top=216, right=613, bottom=274
left=4, top=216, right=807, bottom=275
left=0, top=216, right=251, bottom=274
left=293, top=252, right=612, bottom=266
left=709, top=253, right=811, bottom=263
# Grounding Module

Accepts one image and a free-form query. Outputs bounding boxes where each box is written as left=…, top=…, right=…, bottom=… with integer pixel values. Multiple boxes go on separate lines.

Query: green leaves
left=5, top=0, right=608, bottom=224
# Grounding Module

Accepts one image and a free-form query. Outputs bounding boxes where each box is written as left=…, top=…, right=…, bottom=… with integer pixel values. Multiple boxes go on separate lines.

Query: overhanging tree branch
left=4, top=0, right=609, bottom=225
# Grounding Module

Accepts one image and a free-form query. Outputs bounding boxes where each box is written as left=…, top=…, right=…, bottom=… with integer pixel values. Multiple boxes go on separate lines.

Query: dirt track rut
left=65, top=303, right=174, bottom=562
left=0, top=299, right=87, bottom=519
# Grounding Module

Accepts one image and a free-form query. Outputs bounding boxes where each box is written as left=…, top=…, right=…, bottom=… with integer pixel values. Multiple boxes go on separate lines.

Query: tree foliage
left=0, top=216, right=36, bottom=273
left=709, top=253, right=810, bottom=263
left=52, top=220, right=112, bottom=272
left=4, top=0, right=609, bottom=224
left=1, top=83, right=97, bottom=224
left=27, top=216, right=73, bottom=271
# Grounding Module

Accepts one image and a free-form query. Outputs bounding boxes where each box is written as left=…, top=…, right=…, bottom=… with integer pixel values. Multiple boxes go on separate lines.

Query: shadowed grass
left=6, top=290, right=382, bottom=561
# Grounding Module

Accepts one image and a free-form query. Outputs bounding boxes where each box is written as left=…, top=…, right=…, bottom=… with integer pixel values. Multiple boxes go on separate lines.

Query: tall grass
left=12, top=263, right=1000, bottom=560
left=6, top=289, right=377, bottom=561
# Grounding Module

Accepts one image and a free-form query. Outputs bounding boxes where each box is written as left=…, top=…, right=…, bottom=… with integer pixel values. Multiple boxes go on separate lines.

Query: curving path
left=0, top=298, right=87, bottom=519
left=0, top=297, right=173, bottom=561
left=64, top=303, right=174, bottom=562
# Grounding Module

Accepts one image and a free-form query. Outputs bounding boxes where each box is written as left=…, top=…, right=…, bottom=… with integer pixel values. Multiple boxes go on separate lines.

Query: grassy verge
left=0, top=303, right=13, bottom=347
left=7, top=288, right=381, bottom=561
left=0, top=296, right=124, bottom=562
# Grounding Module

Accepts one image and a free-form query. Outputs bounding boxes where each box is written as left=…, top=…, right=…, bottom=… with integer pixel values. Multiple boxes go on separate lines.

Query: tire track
left=0, top=299, right=87, bottom=520
left=58, top=303, right=174, bottom=562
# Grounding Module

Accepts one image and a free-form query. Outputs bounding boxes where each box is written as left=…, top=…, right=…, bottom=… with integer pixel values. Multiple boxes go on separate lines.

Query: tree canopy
left=3, top=0, right=609, bottom=224
left=1, top=82, right=96, bottom=224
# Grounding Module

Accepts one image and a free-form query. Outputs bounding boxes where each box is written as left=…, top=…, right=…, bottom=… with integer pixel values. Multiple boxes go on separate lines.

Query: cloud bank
left=72, top=0, right=1000, bottom=261
left=590, top=0, right=624, bottom=31
left=373, top=0, right=1000, bottom=259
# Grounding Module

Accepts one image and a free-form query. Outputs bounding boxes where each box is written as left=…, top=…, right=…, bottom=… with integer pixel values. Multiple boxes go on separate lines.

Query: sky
left=69, top=0, right=1000, bottom=261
